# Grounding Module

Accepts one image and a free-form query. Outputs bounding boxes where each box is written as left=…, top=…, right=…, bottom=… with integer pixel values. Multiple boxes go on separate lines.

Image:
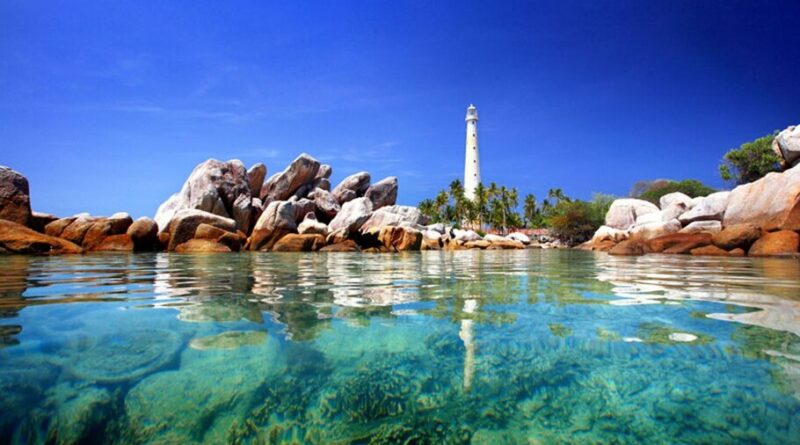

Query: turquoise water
left=1, top=250, right=799, bottom=444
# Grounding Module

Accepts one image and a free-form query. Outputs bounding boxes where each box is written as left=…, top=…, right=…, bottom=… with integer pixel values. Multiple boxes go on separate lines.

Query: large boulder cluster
left=582, top=161, right=800, bottom=257
left=154, top=154, right=414, bottom=253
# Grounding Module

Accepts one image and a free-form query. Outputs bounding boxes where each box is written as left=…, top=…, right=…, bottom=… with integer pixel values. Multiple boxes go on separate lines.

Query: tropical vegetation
left=418, top=181, right=614, bottom=244
left=719, top=132, right=781, bottom=184
left=632, top=179, right=716, bottom=204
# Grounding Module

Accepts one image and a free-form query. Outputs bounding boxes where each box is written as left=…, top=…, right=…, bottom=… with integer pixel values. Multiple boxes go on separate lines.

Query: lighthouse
left=464, top=104, right=480, bottom=200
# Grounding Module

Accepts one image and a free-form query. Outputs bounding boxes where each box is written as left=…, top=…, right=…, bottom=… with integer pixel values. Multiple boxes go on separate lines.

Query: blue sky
left=1, top=0, right=799, bottom=218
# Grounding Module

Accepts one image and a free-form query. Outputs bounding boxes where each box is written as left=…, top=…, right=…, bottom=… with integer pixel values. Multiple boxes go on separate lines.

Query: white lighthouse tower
left=464, top=104, right=481, bottom=200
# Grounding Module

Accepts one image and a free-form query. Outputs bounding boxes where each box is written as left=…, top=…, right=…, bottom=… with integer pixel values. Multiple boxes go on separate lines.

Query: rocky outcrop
left=332, top=172, right=370, bottom=204
left=591, top=164, right=800, bottom=258
left=320, top=240, right=360, bottom=252
left=748, top=230, right=799, bottom=257
left=507, top=232, right=531, bottom=244
left=605, top=199, right=659, bottom=230
left=0, top=166, right=32, bottom=226
left=165, top=209, right=237, bottom=251
left=92, top=234, right=134, bottom=252
left=260, top=154, right=320, bottom=204
left=310, top=188, right=340, bottom=222
left=711, top=224, right=762, bottom=250
left=648, top=233, right=712, bottom=254
left=297, top=213, right=328, bottom=236
left=609, top=240, right=645, bottom=256
left=272, top=234, right=325, bottom=252
left=590, top=226, right=629, bottom=243
left=486, top=237, right=525, bottom=249
left=246, top=163, right=267, bottom=197
left=678, top=192, right=729, bottom=224
left=679, top=220, right=721, bottom=234
left=29, top=211, right=58, bottom=233
left=0, top=153, right=433, bottom=255
left=723, top=164, right=800, bottom=231
left=328, top=197, right=372, bottom=233
left=82, top=214, right=134, bottom=250
left=154, top=159, right=254, bottom=233
left=127, top=217, right=159, bottom=251
left=422, top=230, right=443, bottom=250
left=453, top=229, right=482, bottom=242
left=0, top=219, right=82, bottom=255
left=659, top=192, right=693, bottom=209
left=629, top=219, right=681, bottom=241
left=359, top=205, right=429, bottom=232
left=364, top=176, right=398, bottom=209
left=249, top=200, right=298, bottom=251
left=378, top=226, right=422, bottom=252
left=44, top=213, right=133, bottom=249
left=773, top=125, right=800, bottom=169
left=690, top=245, right=732, bottom=257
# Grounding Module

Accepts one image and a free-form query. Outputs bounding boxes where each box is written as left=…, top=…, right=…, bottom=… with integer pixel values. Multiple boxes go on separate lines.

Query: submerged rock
left=123, top=336, right=282, bottom=445
left=65, top=329, right=182, bottom=384
left=44, top=383, right=115, bottom=445
left=189, top=330, right=268, bottom=351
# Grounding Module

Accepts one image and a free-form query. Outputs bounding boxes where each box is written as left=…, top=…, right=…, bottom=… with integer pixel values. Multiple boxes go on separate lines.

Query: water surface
left=1, top=250, right=799, bottom=444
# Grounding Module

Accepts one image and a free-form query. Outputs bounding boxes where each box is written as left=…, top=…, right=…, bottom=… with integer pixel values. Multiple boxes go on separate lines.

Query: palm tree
left=523, top=194, right=537, bottom=228
left=449, top=180, right=466, bottom=223
left=434, top=190, right=449, bottom=223
left=418, top=199, right=437, bottom=222
left=472, top=182, right=489, bottom=229
left=547, top=188, right=569, bottom=205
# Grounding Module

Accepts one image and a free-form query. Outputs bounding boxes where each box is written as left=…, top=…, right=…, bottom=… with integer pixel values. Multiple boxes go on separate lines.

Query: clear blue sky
left=2, top=0, right=799, bottom=218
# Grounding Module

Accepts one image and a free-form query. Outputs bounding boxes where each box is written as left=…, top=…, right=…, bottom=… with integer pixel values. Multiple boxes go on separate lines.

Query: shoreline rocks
left=589, top=161, right=800, bottom=258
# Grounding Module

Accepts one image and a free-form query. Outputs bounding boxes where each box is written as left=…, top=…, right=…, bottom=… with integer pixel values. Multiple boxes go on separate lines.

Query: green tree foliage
left=419, top=181, right=612, bottom=243
left=523, top=194, right=541, bottom=228
left=719, top=133, right=780, bottom=184
left=637, top=180, right=716, bottom=205
left=545, top=194, right=611, bottom=244
left=629, top=179, right=672, bottom=199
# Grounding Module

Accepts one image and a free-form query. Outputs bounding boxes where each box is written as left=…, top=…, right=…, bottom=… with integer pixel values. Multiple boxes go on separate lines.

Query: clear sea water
left=1, top=250, right=799, bottom=445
